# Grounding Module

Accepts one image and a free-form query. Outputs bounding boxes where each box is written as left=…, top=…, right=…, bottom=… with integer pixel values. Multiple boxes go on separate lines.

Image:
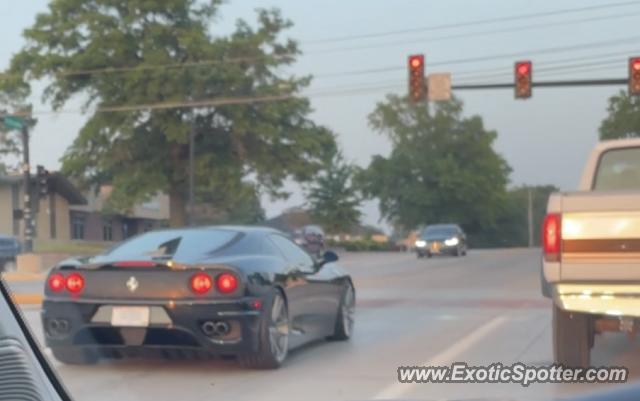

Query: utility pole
left=187, top=120, right=195, bottom=227
left=21, top=124, right=33, bottom=252
left=527, top=187, right=534, bottom=248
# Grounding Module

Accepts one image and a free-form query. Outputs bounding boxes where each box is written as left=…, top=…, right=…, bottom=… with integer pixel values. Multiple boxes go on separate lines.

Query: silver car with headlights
left=415, top=224, right=467, bottom=258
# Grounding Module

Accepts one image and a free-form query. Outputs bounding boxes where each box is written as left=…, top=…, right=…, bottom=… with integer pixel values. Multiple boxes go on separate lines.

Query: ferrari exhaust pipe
left=57, top=319, right=69, bottom=332
left=47, top=318, right=70, bottom=336
left=202, top=320, right=231, bottom=337
left=48, top=319, right=60, bottom=332
left=214, top=321, right=230, bottom=336
left=202, top=321, right=217, bottom=336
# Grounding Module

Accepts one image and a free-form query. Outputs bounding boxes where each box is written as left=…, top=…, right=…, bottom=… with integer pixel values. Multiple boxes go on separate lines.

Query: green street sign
left=2, top=115, right=25, bottom=130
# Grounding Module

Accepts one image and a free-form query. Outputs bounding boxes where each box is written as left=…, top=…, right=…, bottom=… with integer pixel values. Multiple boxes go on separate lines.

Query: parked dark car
left=291, top=224, right=325, bottom=257
left=42, top=226, right=355, bottom=369
left=0, top=235, right=21, bottom=272
left=415, top=224, right=467, bottom=258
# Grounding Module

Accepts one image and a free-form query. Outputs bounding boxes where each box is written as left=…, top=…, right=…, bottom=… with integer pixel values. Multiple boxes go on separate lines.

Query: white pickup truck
left=542, top=138, right=640, bottom=367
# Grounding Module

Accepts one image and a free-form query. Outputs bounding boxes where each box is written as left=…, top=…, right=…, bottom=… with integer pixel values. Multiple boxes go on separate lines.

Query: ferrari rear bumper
left=42, top=297, right=264, bottom=356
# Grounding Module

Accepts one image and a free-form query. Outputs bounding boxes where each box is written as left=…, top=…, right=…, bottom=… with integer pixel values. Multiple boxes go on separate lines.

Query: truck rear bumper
left=553, top=283, right=640, bottom=317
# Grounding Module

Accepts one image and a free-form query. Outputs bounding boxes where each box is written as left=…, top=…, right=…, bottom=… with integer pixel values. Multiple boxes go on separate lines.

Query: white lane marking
left=373, top=315, right=509, bottom=400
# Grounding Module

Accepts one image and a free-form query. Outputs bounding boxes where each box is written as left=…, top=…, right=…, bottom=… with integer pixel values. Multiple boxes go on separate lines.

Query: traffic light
left=36, top=165, right=50, bottom=198
left=514, top=60, right=532, bottom=99
left=629, top=57, right=640, bottom=96
left=408, top=54, right=425, bottom=102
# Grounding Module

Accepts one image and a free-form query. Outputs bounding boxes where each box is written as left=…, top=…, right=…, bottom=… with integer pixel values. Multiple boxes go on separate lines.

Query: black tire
left=417, top=252, right=423, bottom=259
left=51, top=347, right=99, bottom=365
left=454, top=246, right=461, bottom=257
left=328, top=282, right=355, bottom=341
left=426, top=252, right=432, bottom=258
left=239, top=290, right=289, bottom=369
left=552, top=304, right=591, bottom=368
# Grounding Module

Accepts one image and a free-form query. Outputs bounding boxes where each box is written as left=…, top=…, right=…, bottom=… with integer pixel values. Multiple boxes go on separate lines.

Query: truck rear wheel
left=553, top=304, right=591, bottom=368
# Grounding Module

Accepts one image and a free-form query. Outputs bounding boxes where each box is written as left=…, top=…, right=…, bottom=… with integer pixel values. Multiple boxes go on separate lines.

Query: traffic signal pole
left=20, top=125, right=33, bottom=252
left=452, top=78, right=627, bottom=91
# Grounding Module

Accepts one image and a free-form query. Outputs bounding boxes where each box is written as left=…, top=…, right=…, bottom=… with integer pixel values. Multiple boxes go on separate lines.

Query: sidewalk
left=2, top=272, right=45, bottom=306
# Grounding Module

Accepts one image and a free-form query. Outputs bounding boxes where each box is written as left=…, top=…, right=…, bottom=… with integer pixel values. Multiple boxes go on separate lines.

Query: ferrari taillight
left=48, top=273, right=66, bottom=292
left=543, top=213, right=562, bottom=262
left=190, top=272, right=213, bottom=295
left=65, top=273, right=85, bottom=294
left=216, top=273, right=238, bottom=294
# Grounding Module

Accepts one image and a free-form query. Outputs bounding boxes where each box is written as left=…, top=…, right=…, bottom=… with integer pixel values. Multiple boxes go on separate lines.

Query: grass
left=33, top=239, right=110, bottom=255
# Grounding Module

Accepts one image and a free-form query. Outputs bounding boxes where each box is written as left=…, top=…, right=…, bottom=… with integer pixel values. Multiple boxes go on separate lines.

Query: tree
left=192, top=181, right=265, bottom=225
left=0, top=128, right=19, bottom=174
left=600, top=91, right=640, bottom=140
left=472, top=184, right=559, bottom=248
left=357, top=95, right=511, bottom=241
left=306, top=150, right=362, bottom=234
left=2, top=0, right=336, bottom=226
left=0, top=77, right=30, bottom=174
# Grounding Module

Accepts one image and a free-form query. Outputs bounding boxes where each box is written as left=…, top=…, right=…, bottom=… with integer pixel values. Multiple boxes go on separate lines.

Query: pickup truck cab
left=542, top=138, right=640, bottom=367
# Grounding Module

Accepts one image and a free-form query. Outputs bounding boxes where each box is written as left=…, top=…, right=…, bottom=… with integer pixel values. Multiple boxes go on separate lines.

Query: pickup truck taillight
left=543, top=213, right=562, bottom=262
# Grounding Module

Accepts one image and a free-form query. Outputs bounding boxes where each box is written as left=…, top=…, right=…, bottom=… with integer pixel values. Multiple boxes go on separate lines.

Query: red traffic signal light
left=408, top=54, right=425, bottom=102
left=629, top=57, right=640, bottom=96
left=514, top=61, right=532, bottom=99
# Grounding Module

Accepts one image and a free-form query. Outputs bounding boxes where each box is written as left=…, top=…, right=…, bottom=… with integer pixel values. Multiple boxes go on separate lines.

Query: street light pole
left=21, top=125, right=33, bottom=252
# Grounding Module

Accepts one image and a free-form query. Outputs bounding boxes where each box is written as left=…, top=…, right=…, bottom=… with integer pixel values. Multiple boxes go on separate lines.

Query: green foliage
left=357, top=95, right=511, bottom=241
left=3, top=0, right=336, bottom=226
left=468, top=185, right=558, bottom=248
left=600, top=91, right=640, bottom=140
left=306, top=150, right=362, bottom=234
left=0, top=128, right=19, bottom=173
left=194, top=181, right=265, bottom=225
left=341, top=239, right=396, bottom=252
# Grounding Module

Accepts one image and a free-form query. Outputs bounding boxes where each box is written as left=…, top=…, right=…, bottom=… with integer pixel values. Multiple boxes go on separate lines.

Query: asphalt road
left=12, top=249, right=640, bottom=401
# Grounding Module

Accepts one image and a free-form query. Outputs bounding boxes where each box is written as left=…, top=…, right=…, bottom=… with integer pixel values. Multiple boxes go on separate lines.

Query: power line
left=313, top=37, right=640, bottom=80
left=1, top=31, right=638, bottom=84
left=452, top=58, right=629, bottom=82
left=9, top=85, right=400, bottom=116
left=450, top=49, right=640, bottom=78
left=307, top=10, right=640, bottom=56
left=13, top=70, right=634, bottom=118
left=312, top=59, right=630, bottom=91
left=301, top=0, right=640, bottom=45
left=0, top=54, right=297, bottom=82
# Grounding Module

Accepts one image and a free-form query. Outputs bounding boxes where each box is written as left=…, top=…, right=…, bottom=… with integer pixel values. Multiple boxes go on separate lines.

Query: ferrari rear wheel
left=239, top=290, right=289, bottom=369
left=328, top=282, right=355, bottom=341
left=51, top=347, right=99, bottom=365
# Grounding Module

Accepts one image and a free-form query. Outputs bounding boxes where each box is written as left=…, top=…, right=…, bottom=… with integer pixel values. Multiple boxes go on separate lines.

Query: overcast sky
left=2, top=0, right=639, bottom=229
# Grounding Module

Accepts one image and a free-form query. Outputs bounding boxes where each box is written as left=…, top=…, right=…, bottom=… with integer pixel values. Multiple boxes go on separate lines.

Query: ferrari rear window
left=103, top=229, right=239, bottom=260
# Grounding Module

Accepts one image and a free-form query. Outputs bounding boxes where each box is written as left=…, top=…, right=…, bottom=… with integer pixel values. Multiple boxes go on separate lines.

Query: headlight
left=415, top=240, right=427, bottom=247
left=444, top=237, right=459, bottom=246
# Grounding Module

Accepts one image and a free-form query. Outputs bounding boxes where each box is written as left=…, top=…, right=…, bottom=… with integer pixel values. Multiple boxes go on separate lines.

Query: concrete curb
left=11, top=293, right=43, bottom=306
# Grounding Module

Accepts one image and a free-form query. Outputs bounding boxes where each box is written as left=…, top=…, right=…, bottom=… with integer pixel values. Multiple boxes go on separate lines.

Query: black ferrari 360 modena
left=42, top=226, right=355, bottom=369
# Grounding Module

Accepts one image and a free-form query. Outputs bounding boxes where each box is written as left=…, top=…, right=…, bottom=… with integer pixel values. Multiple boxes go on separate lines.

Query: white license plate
left=111, top=307, right=150, bottom=327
